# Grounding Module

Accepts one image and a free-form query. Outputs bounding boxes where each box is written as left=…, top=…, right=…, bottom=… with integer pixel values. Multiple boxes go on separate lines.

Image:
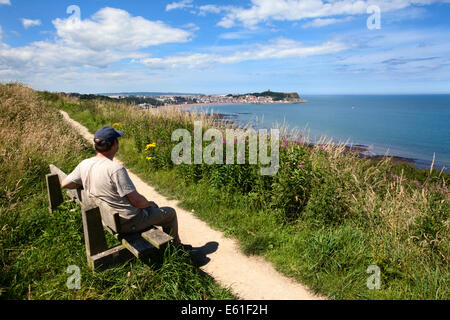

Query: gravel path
left=60, top=110, right=323, bottom=300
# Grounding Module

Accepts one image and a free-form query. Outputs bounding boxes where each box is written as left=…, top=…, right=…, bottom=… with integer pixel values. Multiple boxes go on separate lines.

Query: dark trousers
left=121, top=206, right=179, bottom=241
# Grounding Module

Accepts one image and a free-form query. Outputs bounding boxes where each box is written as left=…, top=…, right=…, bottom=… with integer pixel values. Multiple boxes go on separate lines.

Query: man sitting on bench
left=61, top=126, right=182, bottom=247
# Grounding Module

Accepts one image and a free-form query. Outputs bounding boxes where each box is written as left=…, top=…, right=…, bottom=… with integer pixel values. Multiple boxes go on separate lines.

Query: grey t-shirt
left=66, top=157, right=140, bottom=220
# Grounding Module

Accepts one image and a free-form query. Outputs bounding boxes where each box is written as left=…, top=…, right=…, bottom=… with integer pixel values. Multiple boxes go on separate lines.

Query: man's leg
left=146, top=206, right=180, bottom=245
left=123, top=207, right=181, bottom=245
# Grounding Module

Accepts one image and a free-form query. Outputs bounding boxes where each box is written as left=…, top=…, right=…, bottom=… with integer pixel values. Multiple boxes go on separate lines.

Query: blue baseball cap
left=94, top=126, right=124, bottom=145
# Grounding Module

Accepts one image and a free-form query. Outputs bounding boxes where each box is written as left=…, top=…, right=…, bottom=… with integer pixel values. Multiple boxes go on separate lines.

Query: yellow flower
left=145, top=143, right=157, bottom=151
left=146, top=156, right=152, bottom=161
left=113, top=123, right=121, bottom=127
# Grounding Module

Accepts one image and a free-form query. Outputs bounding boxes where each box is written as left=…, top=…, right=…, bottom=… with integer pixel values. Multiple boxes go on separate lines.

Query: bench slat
left=121, top=234, right=157, bottom=259
left=89, top=245, right=134, bottom=270
left=142, top=228, right=174, bottom=249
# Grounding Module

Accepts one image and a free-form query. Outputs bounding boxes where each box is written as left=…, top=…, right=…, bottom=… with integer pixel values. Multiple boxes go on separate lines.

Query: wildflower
left=145, top=143, right=157, bottom=151
left=113, top=123, right=121, bottom=127
left=281, top=140, right=288, bottom=149
left=298, top=163, right=304, bottom=170
left=146, top=156, right=152, bottom=161
left=157, top=139, right=162, bottom=144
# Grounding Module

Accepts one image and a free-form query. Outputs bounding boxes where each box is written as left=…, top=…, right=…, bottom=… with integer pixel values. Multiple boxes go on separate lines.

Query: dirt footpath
left=60, top=110, right=323, bottom=300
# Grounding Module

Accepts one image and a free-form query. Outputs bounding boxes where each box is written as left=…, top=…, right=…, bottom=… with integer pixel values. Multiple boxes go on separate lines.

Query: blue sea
left=187, top=95, right=450, bottom=172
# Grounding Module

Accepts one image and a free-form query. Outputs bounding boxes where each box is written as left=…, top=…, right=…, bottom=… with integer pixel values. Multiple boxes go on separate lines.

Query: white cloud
left=219, top=29, right=259, bottom=40
left=0, top=40, right=130, bottom=73
left=302, top=17, right=353, bottom=28
left=0, top=0, right=11, bottom=5
left=53, top=7, right=192, bottom=51
left=198, top=4, right=223, bottom=14
left=0, top=7, right=192, bottom=84
left=333, top=29, right=450, bottom=76
left=141, top=38, right=348, bottom=69
left=215, top=0, right=447, bottom=28
left=21, top=19, right=42, bottom=29
left=198, top=4, right=234, bottom=16
left=183, top=23, right=200, bottom=32
left=166, top=0, right=193, bottom=11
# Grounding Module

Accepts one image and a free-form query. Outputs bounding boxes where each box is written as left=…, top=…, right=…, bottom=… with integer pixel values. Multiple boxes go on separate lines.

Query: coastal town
left=105, top=90, right=306, bottom=110
left=180, top=92, right=306, bottom=105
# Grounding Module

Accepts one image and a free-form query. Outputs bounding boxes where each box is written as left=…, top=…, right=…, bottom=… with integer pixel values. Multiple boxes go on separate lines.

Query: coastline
left=168, top=100, right=307, bottom=108
left=164, top=103, right=448, bottom=172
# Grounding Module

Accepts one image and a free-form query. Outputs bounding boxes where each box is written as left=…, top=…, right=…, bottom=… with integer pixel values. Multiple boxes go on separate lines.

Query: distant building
left=137, top=103, right=155, bottom=110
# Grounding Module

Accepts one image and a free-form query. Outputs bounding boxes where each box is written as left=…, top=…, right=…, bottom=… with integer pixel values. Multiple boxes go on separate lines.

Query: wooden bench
left=46, top=164, right=174, bottom=270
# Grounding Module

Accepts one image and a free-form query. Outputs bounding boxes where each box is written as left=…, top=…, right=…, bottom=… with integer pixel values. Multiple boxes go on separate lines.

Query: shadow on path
left=189, top=241, right=219, bottom=267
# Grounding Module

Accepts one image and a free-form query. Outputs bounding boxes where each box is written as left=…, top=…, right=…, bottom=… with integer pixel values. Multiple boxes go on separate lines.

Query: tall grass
left=0, top=84, right=234, bottom=300
left=55, top=89, right=449, bottom=299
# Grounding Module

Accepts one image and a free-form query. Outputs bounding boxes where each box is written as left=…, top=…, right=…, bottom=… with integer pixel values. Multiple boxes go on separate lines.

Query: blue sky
left=1, top=0, right=450, bottom=94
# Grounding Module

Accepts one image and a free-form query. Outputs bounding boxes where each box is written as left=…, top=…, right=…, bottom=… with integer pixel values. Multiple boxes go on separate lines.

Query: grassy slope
left=0, top=84, right=234, bottom=300
left=55, top=92, right=450, bottom=300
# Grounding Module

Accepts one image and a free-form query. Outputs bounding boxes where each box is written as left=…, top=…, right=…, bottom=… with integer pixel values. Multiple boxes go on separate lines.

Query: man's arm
left=63, top=163, right=83, bottom=190
left=61, top=178, right=82, bottom=190
left=126, top=191, right=158, bottom=209
left=113, top=167, right=158, bottom=209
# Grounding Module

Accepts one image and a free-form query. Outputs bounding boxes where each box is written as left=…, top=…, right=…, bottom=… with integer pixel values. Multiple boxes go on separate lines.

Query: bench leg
left=82, top=207, right=138, bottom=270
left=46, top=174, right=64, bottom=213
left=82, top=207, right=109, bottom=265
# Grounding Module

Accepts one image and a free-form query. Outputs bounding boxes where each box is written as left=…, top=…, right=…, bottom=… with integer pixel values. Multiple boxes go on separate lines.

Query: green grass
left=1, top=195, right=233, bottom=300
left=0, top=84, right=235, bottom=300
left=38, top=88, right=450, bottom=299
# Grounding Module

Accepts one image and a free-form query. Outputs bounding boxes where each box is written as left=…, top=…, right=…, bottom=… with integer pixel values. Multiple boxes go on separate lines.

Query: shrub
left=270, top=144, right=312, bottom=222
left=301, top=164, right=351, bottom=227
